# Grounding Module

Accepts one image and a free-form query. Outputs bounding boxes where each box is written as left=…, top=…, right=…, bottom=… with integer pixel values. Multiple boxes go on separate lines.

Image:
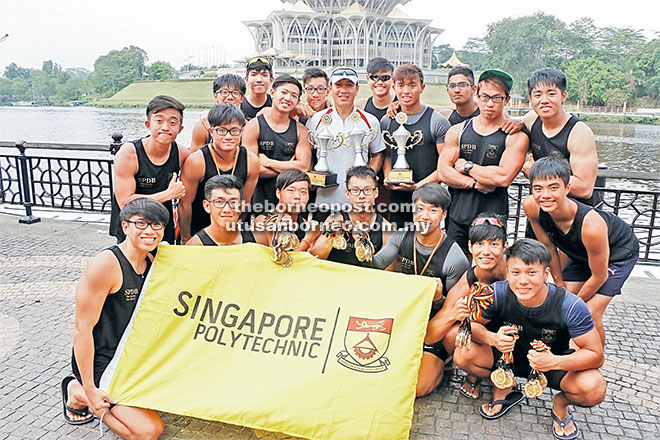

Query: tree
left=42, top=60, right=61, bottom=77
left=91, top=45, right=148, bottom=94
left=431, top=44, right=454, bottom=69
left=3, top=62, right=31, bottom=81
left=146, top=61, right=177, bottom=81
left=565, top=55, right=630, bottom=105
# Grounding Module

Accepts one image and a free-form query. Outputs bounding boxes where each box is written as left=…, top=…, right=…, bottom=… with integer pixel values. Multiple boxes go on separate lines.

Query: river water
left=0, top=106, right=658, bottom=174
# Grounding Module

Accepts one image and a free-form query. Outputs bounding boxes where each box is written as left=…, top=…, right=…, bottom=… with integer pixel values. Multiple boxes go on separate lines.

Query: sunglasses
left=470, top=217, right=504, bottom=228
left=332, top=68, right=358, bottom=77
left=368, top=74, right=392, bottom=82
left=248, top=57, right=271, bottom=67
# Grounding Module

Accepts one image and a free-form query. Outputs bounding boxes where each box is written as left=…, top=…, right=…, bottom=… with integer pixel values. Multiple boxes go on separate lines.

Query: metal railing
left=2, top=135, right=660, bottom=264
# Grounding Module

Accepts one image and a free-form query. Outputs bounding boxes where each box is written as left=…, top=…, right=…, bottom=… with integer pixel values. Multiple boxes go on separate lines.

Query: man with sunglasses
left=438, top=69, right=528, bottom=256
left=191, top=74, right=246, bottom=152
left=309, top=166, right=392, bottom=265
left=241, top=57, right=274, bottom=121
left=356, top=57, right=396, bottom=122
left=178, top=103, right=259, bottom=243
left=382, top=64, right=450, bottom=228
left=64, top=198, right=168, bottom=437
left=307, top=67, right=385, bottom=216
left=186, top=175, right=256, bottom=246
left=243, top=75, right=312, bottom=217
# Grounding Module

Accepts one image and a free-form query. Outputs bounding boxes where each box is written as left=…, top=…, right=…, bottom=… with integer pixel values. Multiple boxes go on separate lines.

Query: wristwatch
left=464, top=161, right=474, bottom=175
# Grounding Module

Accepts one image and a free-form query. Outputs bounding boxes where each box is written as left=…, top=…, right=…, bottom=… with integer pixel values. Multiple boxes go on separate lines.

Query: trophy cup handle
left=382, top=131, right=396, bottom=148
left=332, top=133, right=345, bottom=149
left=406, top=130, right=424, bottom=149
left=362, top=128, right=377, bottom=146
left=307, top=130, right=319, bottom=149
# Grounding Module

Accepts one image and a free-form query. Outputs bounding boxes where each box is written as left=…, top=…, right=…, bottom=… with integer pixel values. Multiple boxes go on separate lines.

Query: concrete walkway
left=1, top=213, right=659, bottom=440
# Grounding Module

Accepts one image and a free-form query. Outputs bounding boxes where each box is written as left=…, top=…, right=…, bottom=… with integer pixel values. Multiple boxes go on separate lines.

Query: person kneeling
left=62, top=198, right=167, bottom=439
left=454, top=239, right=605, bottom=440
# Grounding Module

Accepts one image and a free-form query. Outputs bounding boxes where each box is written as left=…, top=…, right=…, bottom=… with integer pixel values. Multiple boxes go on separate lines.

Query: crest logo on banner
left=337, top=317, right=394, bottom=373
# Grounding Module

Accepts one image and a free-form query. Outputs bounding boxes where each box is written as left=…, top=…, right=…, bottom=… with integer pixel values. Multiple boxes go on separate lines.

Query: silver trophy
left=307, top=113, right=344, bottom=187
left=347, top=112, right=377, bottom=167
left=382, top=112, right=423, bottom=184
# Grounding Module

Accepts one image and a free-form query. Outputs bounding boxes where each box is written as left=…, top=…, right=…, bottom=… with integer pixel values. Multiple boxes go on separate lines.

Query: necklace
left=209, top=144, right=239, bottom=176
left=413, top=232, right=444, bottom=276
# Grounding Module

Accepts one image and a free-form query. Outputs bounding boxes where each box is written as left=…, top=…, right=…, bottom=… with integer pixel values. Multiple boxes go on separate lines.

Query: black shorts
left=423, top=341, right=450, bottom=362
left=562, top=256, right=637, bottom=297
left=445, top=216, right=470, bottom=256
left=490, top=346, right=570, bottom=391
left=71, top=349, right=109, bottom=388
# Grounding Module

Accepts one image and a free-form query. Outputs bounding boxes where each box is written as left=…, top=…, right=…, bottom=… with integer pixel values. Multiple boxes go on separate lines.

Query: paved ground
left=1, top=212, right=660, bottom=440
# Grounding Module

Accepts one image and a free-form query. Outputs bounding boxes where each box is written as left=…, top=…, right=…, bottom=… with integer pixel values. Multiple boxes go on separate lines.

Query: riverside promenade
left=1, top=212, right=660, bottom=440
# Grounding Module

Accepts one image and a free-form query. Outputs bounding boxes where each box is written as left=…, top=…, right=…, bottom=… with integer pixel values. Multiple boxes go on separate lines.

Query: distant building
left=243, top=0, right=442, bottom=68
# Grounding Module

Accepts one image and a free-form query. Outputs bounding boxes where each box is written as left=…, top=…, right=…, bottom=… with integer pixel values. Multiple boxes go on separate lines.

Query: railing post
left=110, top=132, right=123, bottom=155
left=592, top=164, right=607, bottom=208
left=15, top=140, right=40, bottom=224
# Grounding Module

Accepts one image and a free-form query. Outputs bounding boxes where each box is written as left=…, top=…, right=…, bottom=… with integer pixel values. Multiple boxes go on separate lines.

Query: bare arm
left=243, top=150, right=260, bottom=204
left=425, top=273, right=470, bottom=344
left=368, top=151, right=384, bottom=174
left=523, top=196, right=565, bottom=285
left=575, top=212, right=610, bottom=301
left=190, top=116, right=210, bottom=152
left=529, top=327, right=604, bottom=372
left=437, top=124, right=475, bottom=189
left=185, top=234, right=203, bottom=246
left=566, top=122, right=598, bottom=199
left=308, top=214, right=342, bottom=259
left=177, top=151, right=205, bottom=244
left=241, top=118, right=277, bottom=177
left=261, top=123, right=312, bottom=173
left=458, top=131, right=528, bottom=187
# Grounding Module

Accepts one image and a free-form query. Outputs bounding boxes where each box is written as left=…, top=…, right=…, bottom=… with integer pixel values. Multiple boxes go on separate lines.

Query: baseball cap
left=330, top=67, right=359, bottom=85
left=478, top=69, right=513, bottom=92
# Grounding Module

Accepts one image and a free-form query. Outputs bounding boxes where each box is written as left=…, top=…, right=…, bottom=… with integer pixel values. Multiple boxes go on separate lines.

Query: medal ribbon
left=413, top=232, right=444, bottom=276
left=468, top=282, right=495, bottom=321
left=502, top=327, right=519, bottom=364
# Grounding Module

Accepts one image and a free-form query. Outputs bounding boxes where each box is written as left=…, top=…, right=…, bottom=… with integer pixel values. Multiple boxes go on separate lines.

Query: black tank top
left=327, top=212, right=386, bottom=266
left=530, top=115, right=578, bottom=162
left=109, top=138, right=180, bottom=244
left=448, top=119, right=508, bottom=225
left=251, top=116, right=299, bottom=211
left=72, top=246, right=151, bottom=383
left=194, top=227, right=256, bottom=245
left=538, top=199, right=639, bottom=265
left=490, top=282, right=571, bottom=374
left=386, top=106, right=438, bottom=208
left=448, top=107, right=480, bottom=125
left=241, top=94, right=273, bottom=120
left=398, top=231, right=455, bottom=296
left=364, top=96, right=397, bottom=123
left=190, top=145, right=249, bottom=236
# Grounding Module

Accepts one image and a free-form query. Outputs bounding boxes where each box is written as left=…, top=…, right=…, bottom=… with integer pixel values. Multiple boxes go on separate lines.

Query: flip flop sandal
left=552, top=408, right=580, bottom=440
left=459, top=377, right=482, bottom=399
left=61, top=376, right=94, bottom=425
left=478, top=390, right=524, bottom=420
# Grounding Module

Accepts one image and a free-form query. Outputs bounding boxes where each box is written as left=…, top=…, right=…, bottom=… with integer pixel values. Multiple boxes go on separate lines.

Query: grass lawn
left=96, top=80, right=453, bottom=109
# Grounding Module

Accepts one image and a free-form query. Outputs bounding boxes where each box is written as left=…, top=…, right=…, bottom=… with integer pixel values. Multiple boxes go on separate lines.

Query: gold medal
left=524, top=381, right=537, bottom=398
left=538, top=373, right=548, bottom=389
left=491, top=368, right=508, bottom=389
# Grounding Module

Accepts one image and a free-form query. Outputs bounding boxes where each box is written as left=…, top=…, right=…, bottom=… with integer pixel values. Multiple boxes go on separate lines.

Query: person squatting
left=63, top=61, right=637, bottom=440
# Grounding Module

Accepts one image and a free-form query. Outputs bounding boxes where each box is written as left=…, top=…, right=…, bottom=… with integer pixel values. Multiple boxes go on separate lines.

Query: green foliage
left=431, top=44, right=453, bottom=69
left=91, top=45, right=148, bottom=94
left=146, top=61, right=177, bottom=81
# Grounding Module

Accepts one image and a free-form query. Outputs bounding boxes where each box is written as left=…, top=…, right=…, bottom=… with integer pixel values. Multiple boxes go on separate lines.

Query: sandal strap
left=464, top=377, right=482, bottom=388
left=552, top=411, right=574, bottom=428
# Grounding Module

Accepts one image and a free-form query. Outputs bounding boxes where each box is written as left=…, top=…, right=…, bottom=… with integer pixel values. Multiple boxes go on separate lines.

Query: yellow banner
left=103, top=244, right=435, bottom=440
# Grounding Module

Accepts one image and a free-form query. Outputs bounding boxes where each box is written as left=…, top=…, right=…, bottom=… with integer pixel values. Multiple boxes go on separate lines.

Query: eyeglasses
left=216, top=89, right=243, bottom=98
left=368, top=74, right=392, bottom=82
left=207, top=199, right=242, bottom=210
left=348, top=187, right=376, bottom=196
left=470, top=217, right=504, bottom=228
left=304, top=86, right=328, bottom=95
left=211, top=127, right=242, bottom=137
left=447, top=82, right=472, bottom=89
left=477, top=93, right=507, bottom=103
left=126, top=219, right=164, bottom=231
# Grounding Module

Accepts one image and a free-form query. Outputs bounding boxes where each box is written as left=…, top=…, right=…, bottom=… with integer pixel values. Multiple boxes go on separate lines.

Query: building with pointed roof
left=243, top=0, right=442, bottom=68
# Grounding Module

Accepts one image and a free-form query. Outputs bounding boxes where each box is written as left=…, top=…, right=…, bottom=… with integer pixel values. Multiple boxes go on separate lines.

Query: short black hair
left=213, top=73, right=246, bottom=95
left=302, top=68, right=329, bottom=86
left=504, top=238, right=551, bottom=268
left=469, top=212, right=507, bottom=244
left=119, top=197, right=169, bottom=225
left=345, top=166, right=377, bottom=186
left=448, top=66, right=475, bottom=85
left=412, top=183, right=451, bottom=211
left=272, top=75, right=303, bottom=95
left=204, top=174, right=244, bottom=200
left=528, top=156, right=571, bottom=186
left=207, top=103, right=246, bottom=128
left=146, top=95, right=185, bottom=120
left=246, top=58, right=273, bottom=77
left=276, top=168, right=310, bottom=191
left=528, top=67, right=567, bottom=95
left=366, top=57, right=394, bottom=74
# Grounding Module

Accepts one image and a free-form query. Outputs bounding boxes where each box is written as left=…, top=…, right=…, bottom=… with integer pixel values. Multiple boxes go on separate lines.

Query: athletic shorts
left=490, top=347, right=571, bottom=391
left=423, top=341, right=450, bottom=362
left=445, top=217, right=470, bottom=256
left=561, top=255, right=638, bottom=296
left=71, top=350, right=109, bottom=388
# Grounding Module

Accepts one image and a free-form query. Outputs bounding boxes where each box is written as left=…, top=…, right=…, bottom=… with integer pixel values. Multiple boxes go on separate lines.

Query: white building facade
left=243, top=0, right=442, bottom=68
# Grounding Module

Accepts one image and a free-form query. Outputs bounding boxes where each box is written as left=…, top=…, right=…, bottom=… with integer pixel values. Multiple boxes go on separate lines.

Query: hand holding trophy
left=307, top=113, right=344, bottom=187
left=382, top=112, right=423, bottom=184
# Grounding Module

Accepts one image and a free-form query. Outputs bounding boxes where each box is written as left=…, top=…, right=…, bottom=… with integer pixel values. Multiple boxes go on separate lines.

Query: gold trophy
left=382, top=112, right=423, bottom=184
left=307, top=114, right=344, bottom=187
left=347, top=112, right=377, bottom=168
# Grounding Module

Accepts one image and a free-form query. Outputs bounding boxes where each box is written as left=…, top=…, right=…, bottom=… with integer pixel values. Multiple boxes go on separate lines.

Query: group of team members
left=63, top=57, right=639, bottom=440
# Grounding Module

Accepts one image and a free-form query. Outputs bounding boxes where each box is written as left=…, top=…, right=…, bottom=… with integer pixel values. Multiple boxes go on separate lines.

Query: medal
left=456, top=283, right=495, bottom=351
left=269, top=221, right=298, bottom=268
left=525, top=340, right=551, bottom=398
left=491, top=327, right=518, bottom=389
